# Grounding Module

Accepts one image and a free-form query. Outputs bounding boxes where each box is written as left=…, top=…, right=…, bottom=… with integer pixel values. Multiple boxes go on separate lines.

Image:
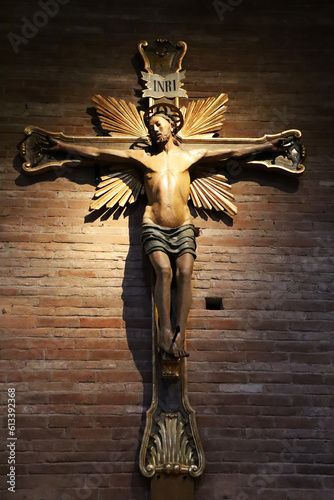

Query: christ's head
left=148, top=113, right=177, bottom=144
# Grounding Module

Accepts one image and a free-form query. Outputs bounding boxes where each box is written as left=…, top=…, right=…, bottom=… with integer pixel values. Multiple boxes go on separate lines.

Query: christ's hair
left=149, top=112, right=177, bottom=136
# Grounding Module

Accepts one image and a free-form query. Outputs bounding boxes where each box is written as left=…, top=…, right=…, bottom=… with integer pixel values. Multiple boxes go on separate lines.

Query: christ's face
left=149, top=115, right=172, bottom=143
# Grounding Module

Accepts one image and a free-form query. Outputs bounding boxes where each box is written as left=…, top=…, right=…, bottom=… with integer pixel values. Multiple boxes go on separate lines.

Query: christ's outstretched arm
left=47, top=138, right=144, bottom=165
left=194, top=137, right=284, bottom=164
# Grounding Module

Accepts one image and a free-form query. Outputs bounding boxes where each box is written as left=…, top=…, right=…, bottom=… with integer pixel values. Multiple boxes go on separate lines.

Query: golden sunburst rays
left=179, top=93, right=228, bottom=139
left=89, top=168, right=143, bottom=211
left=92, top=92, right=228, bottom=140
left=90, top=93, right=236, bottom=215
left=90, top=169, right=237, bottom=216
left=190, top=170, right=237, bottom=217
left=92, top=95, right=148, bottom=138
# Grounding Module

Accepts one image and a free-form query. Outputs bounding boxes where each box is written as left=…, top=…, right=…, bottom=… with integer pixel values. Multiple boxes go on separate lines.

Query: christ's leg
left=174, top=252, right=194, bottom=358
left=148, top=251, right=175, bottom=356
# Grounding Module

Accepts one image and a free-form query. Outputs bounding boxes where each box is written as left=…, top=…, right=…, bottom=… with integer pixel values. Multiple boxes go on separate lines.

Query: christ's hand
left=35, top=134, right=62, bottom=152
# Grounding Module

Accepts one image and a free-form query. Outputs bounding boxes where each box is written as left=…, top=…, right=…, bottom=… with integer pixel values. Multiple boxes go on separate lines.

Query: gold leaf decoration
left=146, top=413, right=196, bottom=474
left=190, top=168, right=237, bottom=217
left=179, top=93, right=228, bottom=139
left=92, top=95, right=148, bottom=138
left=89, top=167, right=143, bottom=211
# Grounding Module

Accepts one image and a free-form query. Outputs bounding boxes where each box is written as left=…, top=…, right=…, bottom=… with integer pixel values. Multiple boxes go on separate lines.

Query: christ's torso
left=140, top=149, right=194, bottom=228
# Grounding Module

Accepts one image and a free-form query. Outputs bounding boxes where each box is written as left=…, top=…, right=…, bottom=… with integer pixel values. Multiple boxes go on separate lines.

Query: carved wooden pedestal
left=139, top=280, right=205, bottom=499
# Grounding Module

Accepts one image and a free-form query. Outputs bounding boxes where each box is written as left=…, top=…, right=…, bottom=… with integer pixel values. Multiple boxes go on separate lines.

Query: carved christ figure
left=32, top=107, right=301, bottom=358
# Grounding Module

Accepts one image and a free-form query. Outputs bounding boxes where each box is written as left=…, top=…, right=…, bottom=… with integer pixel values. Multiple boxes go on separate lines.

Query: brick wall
left=1, top=0, right=333, bottom=499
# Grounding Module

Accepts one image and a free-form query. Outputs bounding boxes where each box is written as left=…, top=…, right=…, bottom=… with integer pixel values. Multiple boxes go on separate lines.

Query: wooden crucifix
left=20, top=40, right=305, bottom=500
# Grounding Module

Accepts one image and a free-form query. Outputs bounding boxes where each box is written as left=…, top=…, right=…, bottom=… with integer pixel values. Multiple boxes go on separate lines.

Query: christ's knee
left=176, top=260, right=193, bottom=283
left=156, top=262, right=173, bottom=284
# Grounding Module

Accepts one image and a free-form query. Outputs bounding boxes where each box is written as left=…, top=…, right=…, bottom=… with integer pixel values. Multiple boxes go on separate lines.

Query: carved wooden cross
left=21, top=39, right=305, bottom=500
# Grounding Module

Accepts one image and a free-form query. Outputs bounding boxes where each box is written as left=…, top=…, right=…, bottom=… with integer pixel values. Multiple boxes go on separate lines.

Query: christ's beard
left=155, top=131, right=171, bottom=143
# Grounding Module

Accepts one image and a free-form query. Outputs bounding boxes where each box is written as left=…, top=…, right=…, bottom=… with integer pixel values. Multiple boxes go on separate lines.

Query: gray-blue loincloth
left=141, top=223, right=197, bottom=260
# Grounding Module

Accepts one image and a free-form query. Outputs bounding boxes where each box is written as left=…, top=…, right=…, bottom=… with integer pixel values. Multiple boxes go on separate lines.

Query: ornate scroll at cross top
left=139, top=39, right=188, bottom=100
left=20, top=39, right=305, bottom=500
